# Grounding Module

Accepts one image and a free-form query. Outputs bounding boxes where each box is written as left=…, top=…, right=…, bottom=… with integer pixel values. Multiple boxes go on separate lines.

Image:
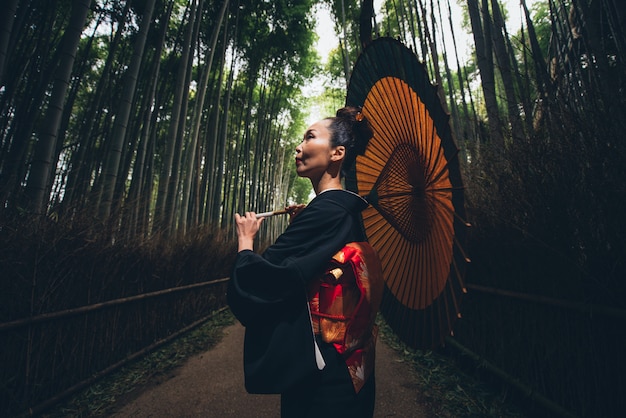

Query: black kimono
left=228, top=189, right=375, bottom=417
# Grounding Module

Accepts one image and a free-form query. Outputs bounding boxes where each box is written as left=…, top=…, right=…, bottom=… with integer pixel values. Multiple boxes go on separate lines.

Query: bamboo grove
left=1, top=0, right=626, bottom=416
left=1, top=0, right=321, bottom=239
left=4, top=0, right=623, bottom=241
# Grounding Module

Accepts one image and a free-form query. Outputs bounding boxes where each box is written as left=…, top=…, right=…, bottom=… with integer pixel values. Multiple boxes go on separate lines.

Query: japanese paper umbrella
left=345, top=37, right=470, bottom=349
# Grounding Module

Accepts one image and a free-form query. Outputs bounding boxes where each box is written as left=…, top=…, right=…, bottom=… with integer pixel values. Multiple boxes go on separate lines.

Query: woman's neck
left=312, top=176, right=343, bottom=195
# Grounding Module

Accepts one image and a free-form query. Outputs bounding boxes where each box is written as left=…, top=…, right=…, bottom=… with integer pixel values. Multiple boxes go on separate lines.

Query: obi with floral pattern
left=307, top=242, right=384, bottom=393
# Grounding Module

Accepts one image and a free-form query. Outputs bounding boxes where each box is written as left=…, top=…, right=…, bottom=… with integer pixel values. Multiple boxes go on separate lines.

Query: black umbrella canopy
left=345, top=37, right=470, bottom=349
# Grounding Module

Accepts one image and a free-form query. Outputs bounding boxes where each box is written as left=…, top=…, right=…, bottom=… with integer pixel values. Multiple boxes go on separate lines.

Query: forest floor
left=107, top=322, right=434, bottom=417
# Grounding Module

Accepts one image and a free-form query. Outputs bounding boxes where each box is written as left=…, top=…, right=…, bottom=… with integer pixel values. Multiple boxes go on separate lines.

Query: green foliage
left=1, top=0, right=324, bottom=231
left=291, top=175, right=314, bottom=203
left=528, top=0, right=551, bottom=58
left=236, top=0, right=318, bottom=74
left=325, top=45, right=350, bottom=82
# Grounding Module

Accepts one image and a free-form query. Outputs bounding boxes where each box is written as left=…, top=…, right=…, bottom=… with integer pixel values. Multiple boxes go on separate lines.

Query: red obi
left=308, top=242, right=384, bottom=393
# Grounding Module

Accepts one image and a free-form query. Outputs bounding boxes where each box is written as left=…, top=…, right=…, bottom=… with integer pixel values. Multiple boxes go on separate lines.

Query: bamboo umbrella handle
left=255, top=209, right=289, bottom=219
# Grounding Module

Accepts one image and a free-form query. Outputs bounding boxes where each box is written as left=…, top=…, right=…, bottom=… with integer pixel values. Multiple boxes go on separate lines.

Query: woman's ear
left=331, top=145, right=346, bottom=162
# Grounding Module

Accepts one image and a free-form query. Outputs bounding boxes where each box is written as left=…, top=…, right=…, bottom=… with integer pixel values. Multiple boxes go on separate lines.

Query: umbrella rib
left=425, top=225, right=441, bottom=308
left=373, top=221, right=402, bottom=290
left=427, top=185, right=465, bottom=193
left=390, top=223, right=413, bottom=306
left=429, top=127, right=446, bottom=182
left=403, top=73, right=418, bottom=142
left=416, top=241, right=427, bottom=311
left=416, top=228, right=430, bottom=309
left=451, top=253, right=468, bottom=294
left=403, top=244, right=416, bottom=309
left=447, top=278, right=461, bottom=320
left=454, top=234, right=472, bottom=264
left=380, top=77, right=406, bottom=146
left=428, top=210, right=452, bottom=298
left=414, top=238, right=428, bottom=310
left=426, top=145, right=461, bottom=190
left=440, top=301, right=449, bottom=343
left=428, top=193, right=472, bottom=227
left=391, top=240, right=411, bottom=302
left=390, top=76, right=415, bottom=150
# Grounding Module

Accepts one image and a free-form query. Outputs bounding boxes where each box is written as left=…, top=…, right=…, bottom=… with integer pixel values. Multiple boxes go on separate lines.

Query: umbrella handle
left=255, top=209, right=289, bottom=219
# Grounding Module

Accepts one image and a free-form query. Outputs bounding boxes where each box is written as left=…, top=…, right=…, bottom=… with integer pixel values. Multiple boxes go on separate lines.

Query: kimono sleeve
left=227, top=250, right=304, bottom=326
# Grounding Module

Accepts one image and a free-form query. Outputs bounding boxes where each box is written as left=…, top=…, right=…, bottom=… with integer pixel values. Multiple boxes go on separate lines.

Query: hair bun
left=334, top=106, right=373, bottom=174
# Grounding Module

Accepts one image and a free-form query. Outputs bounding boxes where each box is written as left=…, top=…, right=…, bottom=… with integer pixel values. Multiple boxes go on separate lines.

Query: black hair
left=327, top=106, right=373, bottom=177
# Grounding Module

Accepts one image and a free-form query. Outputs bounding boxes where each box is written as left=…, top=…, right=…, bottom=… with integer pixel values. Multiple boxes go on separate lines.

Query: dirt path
left=110, top=323, right=432, bottom=417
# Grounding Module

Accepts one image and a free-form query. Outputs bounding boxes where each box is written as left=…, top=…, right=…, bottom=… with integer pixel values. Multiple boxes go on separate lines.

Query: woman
left=228, top=106, right=384, bottom=417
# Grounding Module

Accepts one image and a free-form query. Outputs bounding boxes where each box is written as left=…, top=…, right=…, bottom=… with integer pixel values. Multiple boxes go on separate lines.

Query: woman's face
left=295, top=119, right=337, bottom=179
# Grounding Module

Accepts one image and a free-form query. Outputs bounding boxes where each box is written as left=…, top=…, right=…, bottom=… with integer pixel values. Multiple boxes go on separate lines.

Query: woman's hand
left=285, top=204, right=306, bottom=223
left=235, top=212, right=263, bottom=252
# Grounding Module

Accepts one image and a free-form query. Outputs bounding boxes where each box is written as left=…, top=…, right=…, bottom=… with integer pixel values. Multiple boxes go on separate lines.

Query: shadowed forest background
left=1, top=0, right=624, bottom=417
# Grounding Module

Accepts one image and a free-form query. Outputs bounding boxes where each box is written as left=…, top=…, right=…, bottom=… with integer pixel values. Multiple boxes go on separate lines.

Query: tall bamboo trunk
left=212, top=36, right=233, bottom=226
left=97, top=0, right=155, bottom=220
left=0, top=0, right=19, bottom=86
left=490, top=0, right=525, bottom=143
left=63, top=0, right=132, bottom=209
left=154, top=0, right=197, bottom=234
left=24, top=0, right=92, bottom=214
left=180, top=0, right=229, bottom=232
left=466, top=0, right=504, bottom=147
